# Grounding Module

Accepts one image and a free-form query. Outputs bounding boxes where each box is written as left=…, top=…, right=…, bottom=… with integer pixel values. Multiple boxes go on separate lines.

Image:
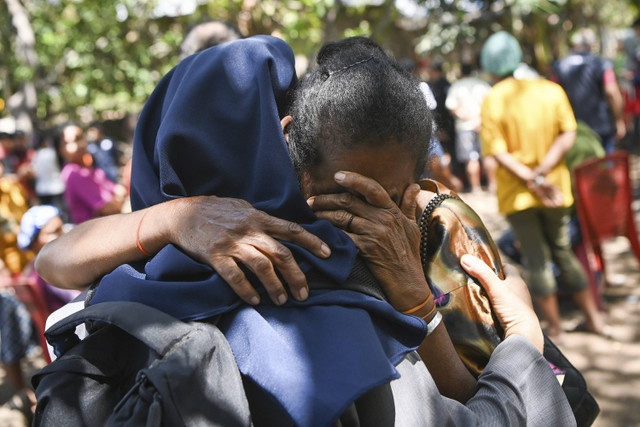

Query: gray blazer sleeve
left=389, top=335, right=576, bottom=426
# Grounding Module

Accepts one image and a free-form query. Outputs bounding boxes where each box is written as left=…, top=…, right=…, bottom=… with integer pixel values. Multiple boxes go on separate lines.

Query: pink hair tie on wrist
left=136, top=209, right=152, bottom=257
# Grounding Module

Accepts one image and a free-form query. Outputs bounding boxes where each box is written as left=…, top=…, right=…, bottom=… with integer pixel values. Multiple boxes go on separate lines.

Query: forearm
left=605, top=82, right=625, bottom=122
left=533, top=130, right=576, bottom=176
left=395, top=287, right=477, bottom=402
left=494, top=130, right=576, bottom=181
left=417, top=322, right=477, bottom=402
left=492, top=152, right=535, bottom=182
left=35, top=200, right=177, bottom=289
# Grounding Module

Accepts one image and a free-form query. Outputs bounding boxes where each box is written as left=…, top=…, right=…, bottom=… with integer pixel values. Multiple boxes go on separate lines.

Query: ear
left=280, top=115, right=293, bottom=145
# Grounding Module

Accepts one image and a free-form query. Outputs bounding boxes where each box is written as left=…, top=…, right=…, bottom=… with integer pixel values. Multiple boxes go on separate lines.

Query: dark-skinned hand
left=308, top=171, right=430, bottom=312
left=169, top=195, right=331, bottom=306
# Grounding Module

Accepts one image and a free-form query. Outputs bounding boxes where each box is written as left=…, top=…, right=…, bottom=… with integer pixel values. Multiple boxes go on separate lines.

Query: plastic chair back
left=573, top=151, right=640, bottom=270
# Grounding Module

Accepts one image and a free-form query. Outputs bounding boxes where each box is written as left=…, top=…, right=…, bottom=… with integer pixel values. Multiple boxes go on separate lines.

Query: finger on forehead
left=400, top=183, right=420, bottom=220
left=335, top=171, right=394, bottom=209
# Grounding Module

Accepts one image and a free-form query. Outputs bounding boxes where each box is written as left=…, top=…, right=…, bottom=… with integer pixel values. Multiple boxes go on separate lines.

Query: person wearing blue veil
left=37, top=36, right=575, bottom=425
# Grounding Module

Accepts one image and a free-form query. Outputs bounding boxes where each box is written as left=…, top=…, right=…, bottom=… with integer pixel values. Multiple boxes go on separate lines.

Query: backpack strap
left=45, top=301, right=194, bottom=359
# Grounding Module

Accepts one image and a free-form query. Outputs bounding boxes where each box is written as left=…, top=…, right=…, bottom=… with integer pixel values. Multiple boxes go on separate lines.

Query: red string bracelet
left=403, top=296, right=438, bottom=326
left=402, top=297, right=430, bottom=315
left=136, top=209, right=152, bottom=257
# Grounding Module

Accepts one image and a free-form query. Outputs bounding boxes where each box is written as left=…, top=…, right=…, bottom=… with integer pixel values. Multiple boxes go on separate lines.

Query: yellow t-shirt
left=481, top=78, right=577, bottom=215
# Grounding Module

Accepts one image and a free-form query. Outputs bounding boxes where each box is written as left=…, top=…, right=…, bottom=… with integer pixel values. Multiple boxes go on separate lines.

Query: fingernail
left=249, top=296, right=260, bottom=305
left=460, top=254, right=473, bottom=268
left=334, top=172, right=346, bottom=182
left=321, top=243, right=331, bottom=257
left=277, top=293, right=287, bottom=305
left=298, top=287, right=308, bottom=301
left=307, top=196, right=315, bottom=207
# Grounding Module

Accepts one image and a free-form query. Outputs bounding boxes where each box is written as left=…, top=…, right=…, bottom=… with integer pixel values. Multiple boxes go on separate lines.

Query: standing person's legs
left=507, top=208, right=563, bottom=338
left=482, top=155, right=497, bottom=192
left=456, top=130, right=481, bottom=192
left=541, top=208, right=605, bottom=334
left=466, top=158, right=481, bottom=192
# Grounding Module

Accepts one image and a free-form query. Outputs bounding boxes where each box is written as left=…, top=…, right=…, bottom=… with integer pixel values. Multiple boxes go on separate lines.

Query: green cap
left=480, top=31, right=523, bottom=77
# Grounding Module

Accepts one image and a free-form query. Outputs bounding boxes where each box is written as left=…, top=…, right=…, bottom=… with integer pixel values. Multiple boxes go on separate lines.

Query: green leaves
left=1, top=0, right=637, bottom=130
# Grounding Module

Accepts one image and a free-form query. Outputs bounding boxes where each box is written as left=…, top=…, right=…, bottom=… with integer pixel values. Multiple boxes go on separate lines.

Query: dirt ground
left=1, top=155, right=639, bottom=426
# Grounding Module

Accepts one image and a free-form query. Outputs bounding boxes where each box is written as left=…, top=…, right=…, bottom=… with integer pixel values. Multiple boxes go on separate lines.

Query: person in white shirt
left=445, top=63, right=492, bottom=192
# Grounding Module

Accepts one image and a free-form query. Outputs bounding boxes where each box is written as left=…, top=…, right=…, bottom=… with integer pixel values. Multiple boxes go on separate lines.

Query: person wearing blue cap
left=480, top=31, right=605, bottom=342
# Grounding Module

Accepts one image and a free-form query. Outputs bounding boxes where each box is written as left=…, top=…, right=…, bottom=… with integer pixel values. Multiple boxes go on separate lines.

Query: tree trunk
left=5, top=0, right=38, bottom=136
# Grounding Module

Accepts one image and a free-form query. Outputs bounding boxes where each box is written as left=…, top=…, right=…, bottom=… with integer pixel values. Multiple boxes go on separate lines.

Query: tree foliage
left=0, top=0, right=637, bottom=134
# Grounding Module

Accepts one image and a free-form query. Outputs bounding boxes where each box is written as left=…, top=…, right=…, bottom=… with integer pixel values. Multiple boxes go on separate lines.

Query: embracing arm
left=36, top=207, right=151, bottom=290
left=35, top=196, right=331, bottom=305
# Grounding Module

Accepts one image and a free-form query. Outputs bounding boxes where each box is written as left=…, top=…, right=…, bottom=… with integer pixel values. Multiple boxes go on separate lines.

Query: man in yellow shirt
left=480, top=31, right=604, bottom=341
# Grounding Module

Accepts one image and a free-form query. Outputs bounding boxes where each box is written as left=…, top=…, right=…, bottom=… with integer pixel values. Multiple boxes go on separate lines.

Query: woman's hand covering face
left=172, top=196, right=331, bottom=306
left=308, top=171, right=431, bottom=311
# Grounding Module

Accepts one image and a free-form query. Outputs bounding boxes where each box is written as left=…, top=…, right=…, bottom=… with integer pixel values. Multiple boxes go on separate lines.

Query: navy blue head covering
left=90, top=36, right=427, bottom=425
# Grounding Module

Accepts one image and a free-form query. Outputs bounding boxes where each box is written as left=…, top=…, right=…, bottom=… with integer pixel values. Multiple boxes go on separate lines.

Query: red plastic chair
left=8, top=276, right=52, bottom=364
left=573, top=151, right=640, bottom=309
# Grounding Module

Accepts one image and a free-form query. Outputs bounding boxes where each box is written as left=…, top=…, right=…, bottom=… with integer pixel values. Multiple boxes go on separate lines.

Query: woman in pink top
left=59, top=124, right=126, bottom=224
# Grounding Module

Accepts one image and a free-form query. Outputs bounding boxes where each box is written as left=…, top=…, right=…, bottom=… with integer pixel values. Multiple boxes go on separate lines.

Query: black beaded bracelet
left=418, top=193, right=458, bottom=270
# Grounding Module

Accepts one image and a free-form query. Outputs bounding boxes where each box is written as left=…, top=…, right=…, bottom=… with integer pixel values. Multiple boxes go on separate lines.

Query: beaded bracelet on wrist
left=417, top=193, right=458, bottom=270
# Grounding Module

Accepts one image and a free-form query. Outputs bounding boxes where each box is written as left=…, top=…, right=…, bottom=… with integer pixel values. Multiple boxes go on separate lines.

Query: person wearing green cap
left=479, top=31, right=605, bottom=342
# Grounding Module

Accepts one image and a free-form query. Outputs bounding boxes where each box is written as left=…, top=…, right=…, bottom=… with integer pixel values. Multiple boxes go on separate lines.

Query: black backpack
left=31, top=301, right=252, bottom=426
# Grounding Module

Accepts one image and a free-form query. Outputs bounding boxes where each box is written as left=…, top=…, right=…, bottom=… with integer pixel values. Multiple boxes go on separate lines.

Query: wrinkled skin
left=309, top=172, right=430, bottom=311
left=169, top=195, right=331, bottom=305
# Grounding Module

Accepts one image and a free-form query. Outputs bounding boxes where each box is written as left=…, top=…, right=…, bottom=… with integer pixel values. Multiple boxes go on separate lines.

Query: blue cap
left=481, top=31, right=523, bottom=77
